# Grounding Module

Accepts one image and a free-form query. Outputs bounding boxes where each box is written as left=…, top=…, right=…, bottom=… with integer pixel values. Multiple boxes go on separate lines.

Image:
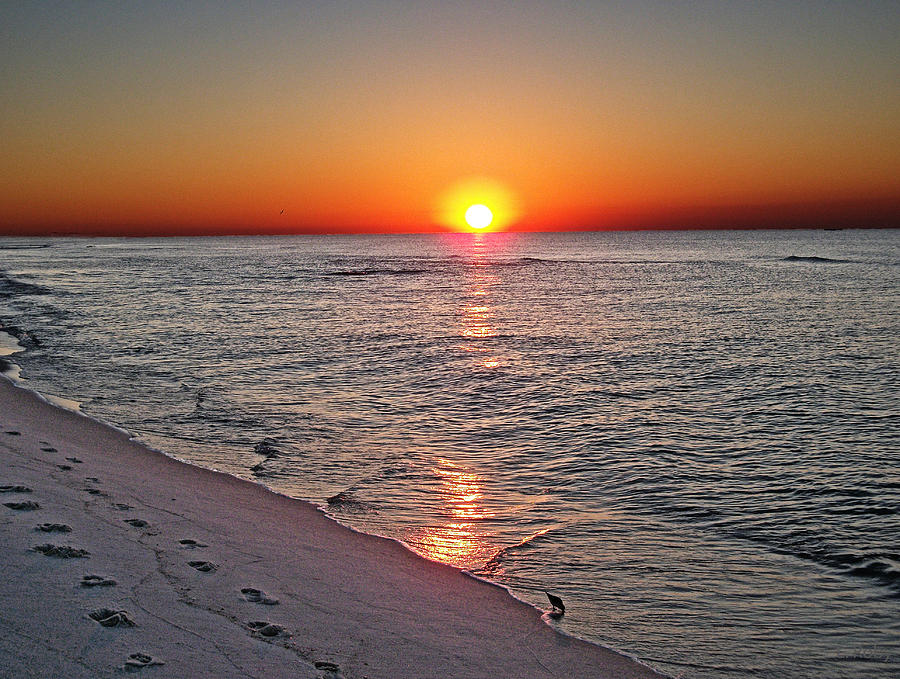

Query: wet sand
left=0, top=375, right=665, bottom=678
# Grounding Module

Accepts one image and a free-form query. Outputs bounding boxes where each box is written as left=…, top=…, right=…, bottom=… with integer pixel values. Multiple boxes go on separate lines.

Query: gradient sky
left=2, top=1, right=899, bottom=235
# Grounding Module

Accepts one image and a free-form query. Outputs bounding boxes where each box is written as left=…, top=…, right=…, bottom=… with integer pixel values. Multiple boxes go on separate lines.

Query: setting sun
left=465, top=204, right=493, bottom=229
left=435, top=177, right=520, bottom=232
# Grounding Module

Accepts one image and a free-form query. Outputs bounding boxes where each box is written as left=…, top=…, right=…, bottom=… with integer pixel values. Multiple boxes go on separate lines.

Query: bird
left=280, top=209, right=285, bottom=215
left=545, top=591, right=565, bottom=617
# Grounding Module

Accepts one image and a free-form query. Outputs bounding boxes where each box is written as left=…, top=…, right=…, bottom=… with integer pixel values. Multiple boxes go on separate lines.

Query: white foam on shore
left=0, top=329, right=81, bottom=410
left=0, top=356, right=82, bottom=412
left=1, top=362, right=23, bottom=381
left=0, top=330, right=23, bottom=356
left=43, top=393, right=82, bottom=412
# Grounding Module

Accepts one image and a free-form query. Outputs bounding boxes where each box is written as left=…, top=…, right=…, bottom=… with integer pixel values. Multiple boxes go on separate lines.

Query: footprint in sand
left=314, top=661, right=341, bottom=674
left=88, top=608, right=135, bottom=627
left=36, top=523, right=72, bottom=533
left=246, top=621, right=287, bottom=638
left=0, top=485, right=32, bottom=493
left=84, top=488, right=107, bottom=496
left=33, top=543, right=90, bottom=558
left=178, top=539, right=207, bottom=548
left=65, top=457, right=83, bottom=464
left=188, top=560, right=218, bottom=573
left=85, top=477, right=100, bottom=483
left=241, top=587, right=279, bottom=605
left=57, top=464, right=72, bottom=471
left=124, top=652, right=164, bottom=671
left=5, top=500, right=40, bottom=511
left=4, top=431, right=21, bottom=436
left=82, top=574, right=117, bottom=588
left=114, top=503, right=133, bottom=511
left=124, top=518, right=149, bottom=528
left=40, top=446, right=57, bottom=453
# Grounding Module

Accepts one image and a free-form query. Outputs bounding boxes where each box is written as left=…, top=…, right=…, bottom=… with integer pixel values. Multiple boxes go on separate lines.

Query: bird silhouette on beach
left=545, top=591, right=565, bottom=618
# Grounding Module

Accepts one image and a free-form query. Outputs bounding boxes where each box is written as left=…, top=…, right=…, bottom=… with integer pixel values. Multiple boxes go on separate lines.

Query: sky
left=2, top=0, right=899, bottom=235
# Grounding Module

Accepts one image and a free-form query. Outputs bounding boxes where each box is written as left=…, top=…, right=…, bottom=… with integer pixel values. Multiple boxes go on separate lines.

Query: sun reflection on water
left=459, top=234, right=502, bottom=368
left=410, top=459, right=497, bottom=570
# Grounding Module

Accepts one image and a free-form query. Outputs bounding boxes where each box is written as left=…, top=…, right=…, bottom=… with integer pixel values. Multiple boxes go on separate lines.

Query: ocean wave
left=480, top=526, right=557, bottom=575
left=325, top=489, right=377, bottom=513
left=826, top=653, right=900, bottom=665
left=324, top=268, right=427, bottom=277
left=253, top=438, right=281, bottom=458
left=782, top=255, right=851, bottom=263
left=742, top=534, right=900, bottom=593
left=0, top=242, right=54, bottom=250
left=0, top=273, right=52, bottom=297
left=0, top=324, right=41, bottom=349
left=482, top=257, right=733, bottom=267
left=247, top=438, right=283, bottom=475
left=122, top=346, right=157, bottom=356
left=845, top=558, right=900, bottom=578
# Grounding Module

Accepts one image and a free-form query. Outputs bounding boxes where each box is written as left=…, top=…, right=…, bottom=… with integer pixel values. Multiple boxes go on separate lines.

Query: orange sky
left=2, top=2, right=898, bottom=235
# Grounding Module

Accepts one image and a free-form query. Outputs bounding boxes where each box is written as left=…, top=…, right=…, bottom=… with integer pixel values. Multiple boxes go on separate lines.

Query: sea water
left=1, top=229, right=898, bottom=679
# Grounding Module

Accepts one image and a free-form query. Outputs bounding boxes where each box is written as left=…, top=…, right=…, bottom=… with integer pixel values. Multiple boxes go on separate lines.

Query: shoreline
left=0, top=374, right=666, bottom=678
left=0, top=354, right=584, bottom=635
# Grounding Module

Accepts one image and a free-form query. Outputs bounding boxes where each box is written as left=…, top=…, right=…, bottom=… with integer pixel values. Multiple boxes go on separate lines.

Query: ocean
left=1, top=229, right=898, bottom=678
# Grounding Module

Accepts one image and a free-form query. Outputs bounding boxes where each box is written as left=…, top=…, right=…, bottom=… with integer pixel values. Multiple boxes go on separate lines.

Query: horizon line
left=2, top=223, right=898, bottom=239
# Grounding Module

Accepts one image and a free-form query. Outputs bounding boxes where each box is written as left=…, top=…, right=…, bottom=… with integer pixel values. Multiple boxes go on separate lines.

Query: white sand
left=0, top=375, right=666, bottom=678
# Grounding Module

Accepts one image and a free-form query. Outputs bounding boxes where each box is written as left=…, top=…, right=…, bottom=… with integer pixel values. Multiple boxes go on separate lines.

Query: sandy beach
left=0, top=374, right=665, bottom=679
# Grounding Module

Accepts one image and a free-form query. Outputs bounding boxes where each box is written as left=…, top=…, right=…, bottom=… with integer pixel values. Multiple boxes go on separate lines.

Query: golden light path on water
left=410, top=456, right=556, bottom=574
left=410, top=234, right=505, bottom=568
left=412, top=459, right=497, bottom=569
left=460, top=235, right=502, bottom=369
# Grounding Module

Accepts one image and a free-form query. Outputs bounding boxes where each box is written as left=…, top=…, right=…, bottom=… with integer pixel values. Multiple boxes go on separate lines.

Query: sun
left=434, top=177, right=520, bottom=232
left=465, top=204, right=493, bottom=229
